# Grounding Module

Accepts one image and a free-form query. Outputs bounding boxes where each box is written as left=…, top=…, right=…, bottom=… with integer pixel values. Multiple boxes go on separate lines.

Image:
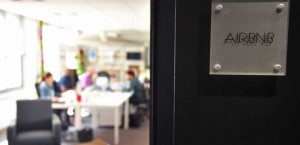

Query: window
left=0, top=12, right=23, bottom=91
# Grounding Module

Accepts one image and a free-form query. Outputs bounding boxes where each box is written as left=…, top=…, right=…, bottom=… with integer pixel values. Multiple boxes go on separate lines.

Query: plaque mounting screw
left=276, top=3, right=284, bottom=13
left=214, top=64, right=222, bottom=72
left=273, top=64, right=282, bottom=73
left=215, top=4, right=223, bottom=13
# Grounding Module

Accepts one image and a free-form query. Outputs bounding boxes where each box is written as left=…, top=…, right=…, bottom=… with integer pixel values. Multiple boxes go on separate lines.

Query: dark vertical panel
left=175, top=0, right=300, bottom=145
left=151, top=0, right=175, bottom=145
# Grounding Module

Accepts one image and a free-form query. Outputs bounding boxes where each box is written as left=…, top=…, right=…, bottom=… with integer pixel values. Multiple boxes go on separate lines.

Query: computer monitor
left=95, top=76, right=109, bottom=90
left=126, top=52, right=141, bottom=60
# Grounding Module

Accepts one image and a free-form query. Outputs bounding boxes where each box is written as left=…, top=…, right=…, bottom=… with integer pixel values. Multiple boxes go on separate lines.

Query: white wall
left=43, top=25, right=62, bottom=81
left=23, top=18, right=40, bottom=98
left=43, top=25, right=78, bottom=81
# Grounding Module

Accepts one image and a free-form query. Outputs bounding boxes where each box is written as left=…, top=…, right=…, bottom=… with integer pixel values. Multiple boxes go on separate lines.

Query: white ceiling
left=0, top=0, right=150, bottom=34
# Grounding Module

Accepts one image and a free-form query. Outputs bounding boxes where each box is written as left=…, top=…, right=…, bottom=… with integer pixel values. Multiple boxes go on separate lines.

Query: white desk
left=52, top=91, right=133, bottom=145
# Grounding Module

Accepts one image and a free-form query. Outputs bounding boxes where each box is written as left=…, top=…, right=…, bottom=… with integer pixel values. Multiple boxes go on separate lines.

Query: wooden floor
left=0, top=119, right=149, bottom=145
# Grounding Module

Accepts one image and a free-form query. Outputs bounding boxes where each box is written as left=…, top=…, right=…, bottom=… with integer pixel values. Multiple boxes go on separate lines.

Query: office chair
left=35, top=82, right=41, bottom=98
left=7, top=100, right=61, bottom=145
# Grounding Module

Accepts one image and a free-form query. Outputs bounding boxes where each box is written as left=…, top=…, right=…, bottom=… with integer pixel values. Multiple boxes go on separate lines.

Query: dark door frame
left=150, top=0, right=176, bottom=145
left=151, top=0, right=300, bottom=145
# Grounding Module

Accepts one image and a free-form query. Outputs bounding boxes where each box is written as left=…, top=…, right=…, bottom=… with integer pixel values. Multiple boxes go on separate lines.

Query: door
left=152, top=0, right=300, bottom=145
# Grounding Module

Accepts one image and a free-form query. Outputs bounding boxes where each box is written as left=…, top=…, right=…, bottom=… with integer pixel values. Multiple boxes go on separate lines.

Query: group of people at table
left=38, top=67, right=145, bottom=104
left=37, top=67, right=146, bottom=128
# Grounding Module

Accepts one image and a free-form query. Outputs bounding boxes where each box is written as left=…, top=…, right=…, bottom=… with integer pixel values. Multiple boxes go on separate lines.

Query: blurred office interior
left=0, top=0, right=150, bottom=145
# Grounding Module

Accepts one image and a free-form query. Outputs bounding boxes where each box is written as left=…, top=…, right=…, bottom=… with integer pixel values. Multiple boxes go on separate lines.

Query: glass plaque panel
left=210, top=0, right=289, bottom=76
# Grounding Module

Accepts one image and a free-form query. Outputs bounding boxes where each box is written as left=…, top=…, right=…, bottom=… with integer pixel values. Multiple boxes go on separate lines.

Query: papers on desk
left=88, top=90, right=133, bottom=97
left=58, top=90, right=133, bottom=105
left=60, top=90, right=77, bottom=102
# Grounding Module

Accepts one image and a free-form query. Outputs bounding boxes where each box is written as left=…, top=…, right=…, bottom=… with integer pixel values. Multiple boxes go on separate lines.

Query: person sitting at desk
left=39, top=72, right=60, bottom=102
left=39, top=72, right=70, bottom=130
left=59, top=69, right=77, bottom=92
left=80, top=67, right=95, bottom=90
left=124, top=70, right=146, bottom=105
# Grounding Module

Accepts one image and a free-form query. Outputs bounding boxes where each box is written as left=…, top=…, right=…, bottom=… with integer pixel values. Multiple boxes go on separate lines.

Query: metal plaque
left=210, top=0, right=289, bottom=76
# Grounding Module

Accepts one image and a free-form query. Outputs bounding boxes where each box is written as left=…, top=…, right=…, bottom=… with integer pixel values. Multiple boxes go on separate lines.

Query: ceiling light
left=54, top=12, right=62, bottom=16
left=70, top=12, right=78, bottom=16
left=106, top=32, right=119, bottom=38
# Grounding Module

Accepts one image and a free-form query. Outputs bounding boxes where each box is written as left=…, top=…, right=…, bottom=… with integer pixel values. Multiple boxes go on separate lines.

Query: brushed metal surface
left=210, top=1, right=289, bottom=76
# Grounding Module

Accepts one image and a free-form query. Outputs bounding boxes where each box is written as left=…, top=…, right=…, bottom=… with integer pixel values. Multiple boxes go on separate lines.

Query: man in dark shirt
left=125, top=70, right=146, bottom=105
left=59, top=69, right=76, bottom=92
left=58, top=69, right=77, bottom=127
